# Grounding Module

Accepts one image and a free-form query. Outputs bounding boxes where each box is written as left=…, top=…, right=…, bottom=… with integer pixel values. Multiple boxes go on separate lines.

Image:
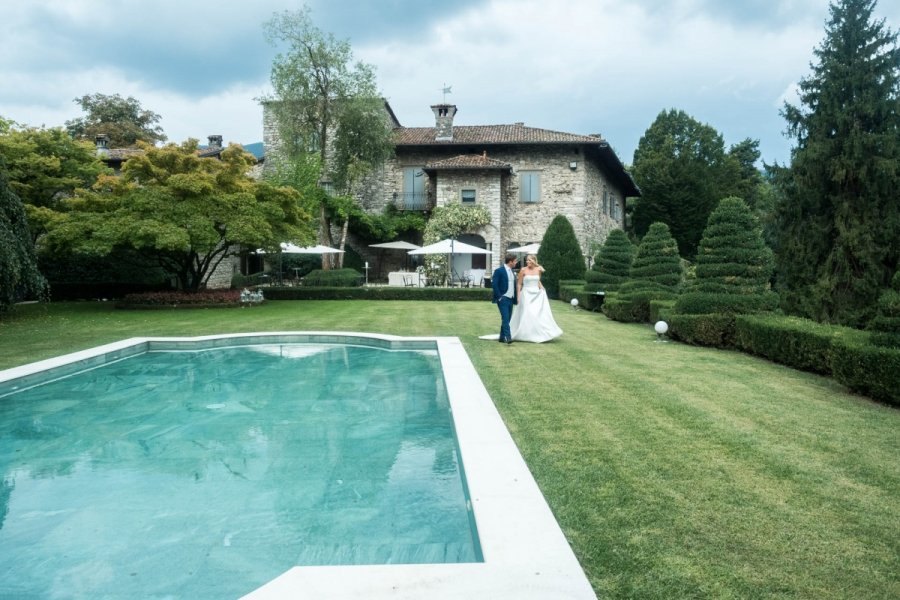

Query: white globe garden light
left=570, top=298, right=579, bottom=310
left=654, top=320, right=669, bottom=342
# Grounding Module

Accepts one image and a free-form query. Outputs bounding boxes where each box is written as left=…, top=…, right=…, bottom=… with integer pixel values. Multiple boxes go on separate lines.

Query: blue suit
left=492, top=264, right=518, bottom=342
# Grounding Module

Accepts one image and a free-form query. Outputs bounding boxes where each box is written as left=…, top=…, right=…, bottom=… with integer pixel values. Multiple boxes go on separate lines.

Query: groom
left=491, top=254, right=519, bottom=344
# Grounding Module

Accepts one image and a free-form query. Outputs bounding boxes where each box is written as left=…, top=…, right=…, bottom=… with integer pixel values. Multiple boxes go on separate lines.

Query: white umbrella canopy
left=255, top=243, right=345, bottom=254
left=507, top=242, right=541, bottom=254
left=409, top=238, right=492, bottom=286
left=369, top=241, right=420, bottom=250
left=408, top=239, right=492, bottom=255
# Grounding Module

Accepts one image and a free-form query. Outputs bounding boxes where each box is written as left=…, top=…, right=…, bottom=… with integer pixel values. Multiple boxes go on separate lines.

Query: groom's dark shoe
left=499, top=336, right=511, bottom=344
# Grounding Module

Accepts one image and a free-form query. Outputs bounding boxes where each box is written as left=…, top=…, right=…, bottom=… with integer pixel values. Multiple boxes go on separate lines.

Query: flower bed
left=116, top=289, right=244, bottom=309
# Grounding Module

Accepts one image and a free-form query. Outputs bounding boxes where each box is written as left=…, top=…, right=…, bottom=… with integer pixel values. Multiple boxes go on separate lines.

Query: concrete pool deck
left=0, top=332, right=596, bottom=600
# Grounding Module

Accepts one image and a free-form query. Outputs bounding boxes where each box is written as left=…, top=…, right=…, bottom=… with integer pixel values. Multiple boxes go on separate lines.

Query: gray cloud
left=1, top=0, right=897, bottom=165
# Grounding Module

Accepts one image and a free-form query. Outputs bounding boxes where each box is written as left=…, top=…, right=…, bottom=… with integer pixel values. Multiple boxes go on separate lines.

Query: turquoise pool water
left=0, top=341, right=480, bottom=598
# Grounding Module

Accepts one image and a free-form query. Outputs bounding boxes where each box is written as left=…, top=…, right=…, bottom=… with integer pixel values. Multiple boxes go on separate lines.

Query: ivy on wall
left=421, top=202, right=491, bottom=285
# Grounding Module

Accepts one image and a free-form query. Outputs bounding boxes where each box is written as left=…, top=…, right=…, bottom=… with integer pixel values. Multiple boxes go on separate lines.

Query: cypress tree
left=585, top=229, right=635, bottom=293
left=776, top=0, right=900, bottom=327
left=675, top=197, right=779, bottom=314
left=537, top=214, right=585, bottom=298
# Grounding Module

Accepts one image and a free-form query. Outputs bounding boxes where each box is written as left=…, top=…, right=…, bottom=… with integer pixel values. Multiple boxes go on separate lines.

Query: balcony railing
left=393, top=192, right=433, bottom=211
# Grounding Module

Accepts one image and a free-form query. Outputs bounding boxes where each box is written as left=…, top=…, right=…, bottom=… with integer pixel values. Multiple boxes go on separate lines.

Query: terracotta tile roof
left=197, top=147, right=224, bottom=158
left=394, top=123, right=604, bottom=145
left=424, top=154, right=512, bottom=170
left=104, top=148, right=144, bottom=160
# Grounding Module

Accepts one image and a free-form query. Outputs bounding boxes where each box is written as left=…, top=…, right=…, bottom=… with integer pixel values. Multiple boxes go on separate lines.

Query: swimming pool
left=0, top=333, right=596, bottom=599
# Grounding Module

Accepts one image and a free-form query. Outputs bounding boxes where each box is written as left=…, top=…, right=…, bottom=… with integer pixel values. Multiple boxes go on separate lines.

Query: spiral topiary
left=584, top=229, right=635, bottom=293
left=674, top=197, right=778, bottom=315
left=604, top=222, right=682, bottom=322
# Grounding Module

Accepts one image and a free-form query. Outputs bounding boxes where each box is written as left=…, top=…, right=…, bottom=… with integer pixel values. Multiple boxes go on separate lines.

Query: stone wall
left=262, top=103, right=628, bottom=273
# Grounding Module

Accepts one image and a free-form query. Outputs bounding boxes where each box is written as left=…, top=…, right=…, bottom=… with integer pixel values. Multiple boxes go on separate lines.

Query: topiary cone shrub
left=584, top=229, right=635, bottom=294
left=537, top=214, right=586, bottom=298
left=603, top=222, right=682, bottom=323
left=669, top=197, right=778, bottom=347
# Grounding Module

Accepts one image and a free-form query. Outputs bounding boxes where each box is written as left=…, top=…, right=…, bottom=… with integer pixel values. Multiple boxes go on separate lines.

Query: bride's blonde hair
left=525, top=254, right=545, bottom=272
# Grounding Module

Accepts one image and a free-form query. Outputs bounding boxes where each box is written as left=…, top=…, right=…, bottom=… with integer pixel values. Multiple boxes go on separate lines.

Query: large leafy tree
left=264, top=7, right=394, bottom=267
left=0, top=156, right=47, bottom=311
left=0, top=121, right=108, bottom=240
left=65, top=93, right=167, bottom=148
left=43, top=141, right=314, bottom=291
left=775, top=0, right=900, bottom=327
left=631, top=109, right=749, bottom=258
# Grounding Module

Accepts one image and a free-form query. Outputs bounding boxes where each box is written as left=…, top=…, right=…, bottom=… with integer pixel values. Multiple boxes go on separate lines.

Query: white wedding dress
left=509, top=275, right=563, bottom=343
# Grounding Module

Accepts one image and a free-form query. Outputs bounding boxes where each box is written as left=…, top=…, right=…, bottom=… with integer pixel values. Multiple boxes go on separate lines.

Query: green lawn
left=2, top=300, right=898, bottom=599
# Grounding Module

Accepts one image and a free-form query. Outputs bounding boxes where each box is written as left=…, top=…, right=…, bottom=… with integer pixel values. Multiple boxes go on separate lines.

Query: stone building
left=264, top=101, right=639, bottom=274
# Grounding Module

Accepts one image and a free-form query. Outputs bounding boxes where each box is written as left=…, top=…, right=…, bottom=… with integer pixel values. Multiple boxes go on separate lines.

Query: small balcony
left=393, top=191, right=434, bottom=211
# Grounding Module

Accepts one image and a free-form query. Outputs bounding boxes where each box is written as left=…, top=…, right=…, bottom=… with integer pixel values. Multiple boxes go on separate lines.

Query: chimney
left=207, top=135, right=223, bottom=150
left=431, top=104, right=457, bottom=142
left=95, top=134, right=109, bottom=156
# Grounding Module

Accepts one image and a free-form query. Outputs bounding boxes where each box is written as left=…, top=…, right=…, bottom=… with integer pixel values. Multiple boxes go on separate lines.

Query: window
left=401, top=167, right=427, bottom=210
left=601, top=187, right=609, bottom=215
left=461, top=189, right=476, bottom=203
left=519, top=171, right=541, bottom=203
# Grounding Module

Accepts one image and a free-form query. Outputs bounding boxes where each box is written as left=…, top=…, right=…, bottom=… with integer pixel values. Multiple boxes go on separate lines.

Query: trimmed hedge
left=605, top=281, right=679, bottom=323
left=649, top=300, right=675, bottom=323
left=869, top=271, right=900, bottom=348
left=675, top=291, right=780, bottom=315
left=558, top=280, right=587, bottom=302
left=262, top=286, right=491, bottom=301
left=117, top=289, right=242, bottom=309
left=302, top=268, right=364, bottom=287
left=831, top=339, right=900, bottom=406
left=668, top=313, right=735, bottom=348
left=734, top=314, right=868, bottom=375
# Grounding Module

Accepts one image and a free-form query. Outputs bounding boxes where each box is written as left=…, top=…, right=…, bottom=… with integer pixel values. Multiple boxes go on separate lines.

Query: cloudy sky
left=2, top=0, right=898, bottom=166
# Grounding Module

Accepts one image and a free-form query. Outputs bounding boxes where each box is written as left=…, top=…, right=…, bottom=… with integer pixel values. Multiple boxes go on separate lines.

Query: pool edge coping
left=1, top=332, right=596, bottom=600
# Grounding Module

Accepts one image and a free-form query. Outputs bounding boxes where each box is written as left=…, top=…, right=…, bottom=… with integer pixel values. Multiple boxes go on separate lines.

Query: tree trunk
left=337, top=217, right=349, bottom=268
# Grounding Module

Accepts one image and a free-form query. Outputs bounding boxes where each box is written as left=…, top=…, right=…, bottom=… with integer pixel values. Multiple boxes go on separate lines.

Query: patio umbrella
left=409, top=238, right=492, bottom=286
left=369, top=240, right=421, bottom=272
left=507, top=242, right=541, bottom=254
left=369, top=241, right=420, bottom=250
left=254, top=243, right=345, bottom=283
left=408, top=239, right=492, bottom=256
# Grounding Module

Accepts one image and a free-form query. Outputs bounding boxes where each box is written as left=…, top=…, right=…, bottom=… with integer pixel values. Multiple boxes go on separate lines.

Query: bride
left=509, top=254, right=563, bottom=343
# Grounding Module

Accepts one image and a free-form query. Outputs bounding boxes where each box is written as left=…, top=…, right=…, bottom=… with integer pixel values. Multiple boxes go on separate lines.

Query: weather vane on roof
left=440, top=83, right=452, bottom=102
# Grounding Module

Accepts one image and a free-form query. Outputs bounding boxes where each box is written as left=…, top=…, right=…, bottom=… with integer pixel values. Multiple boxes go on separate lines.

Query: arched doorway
left=455, top=234, right=489, bottom=286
